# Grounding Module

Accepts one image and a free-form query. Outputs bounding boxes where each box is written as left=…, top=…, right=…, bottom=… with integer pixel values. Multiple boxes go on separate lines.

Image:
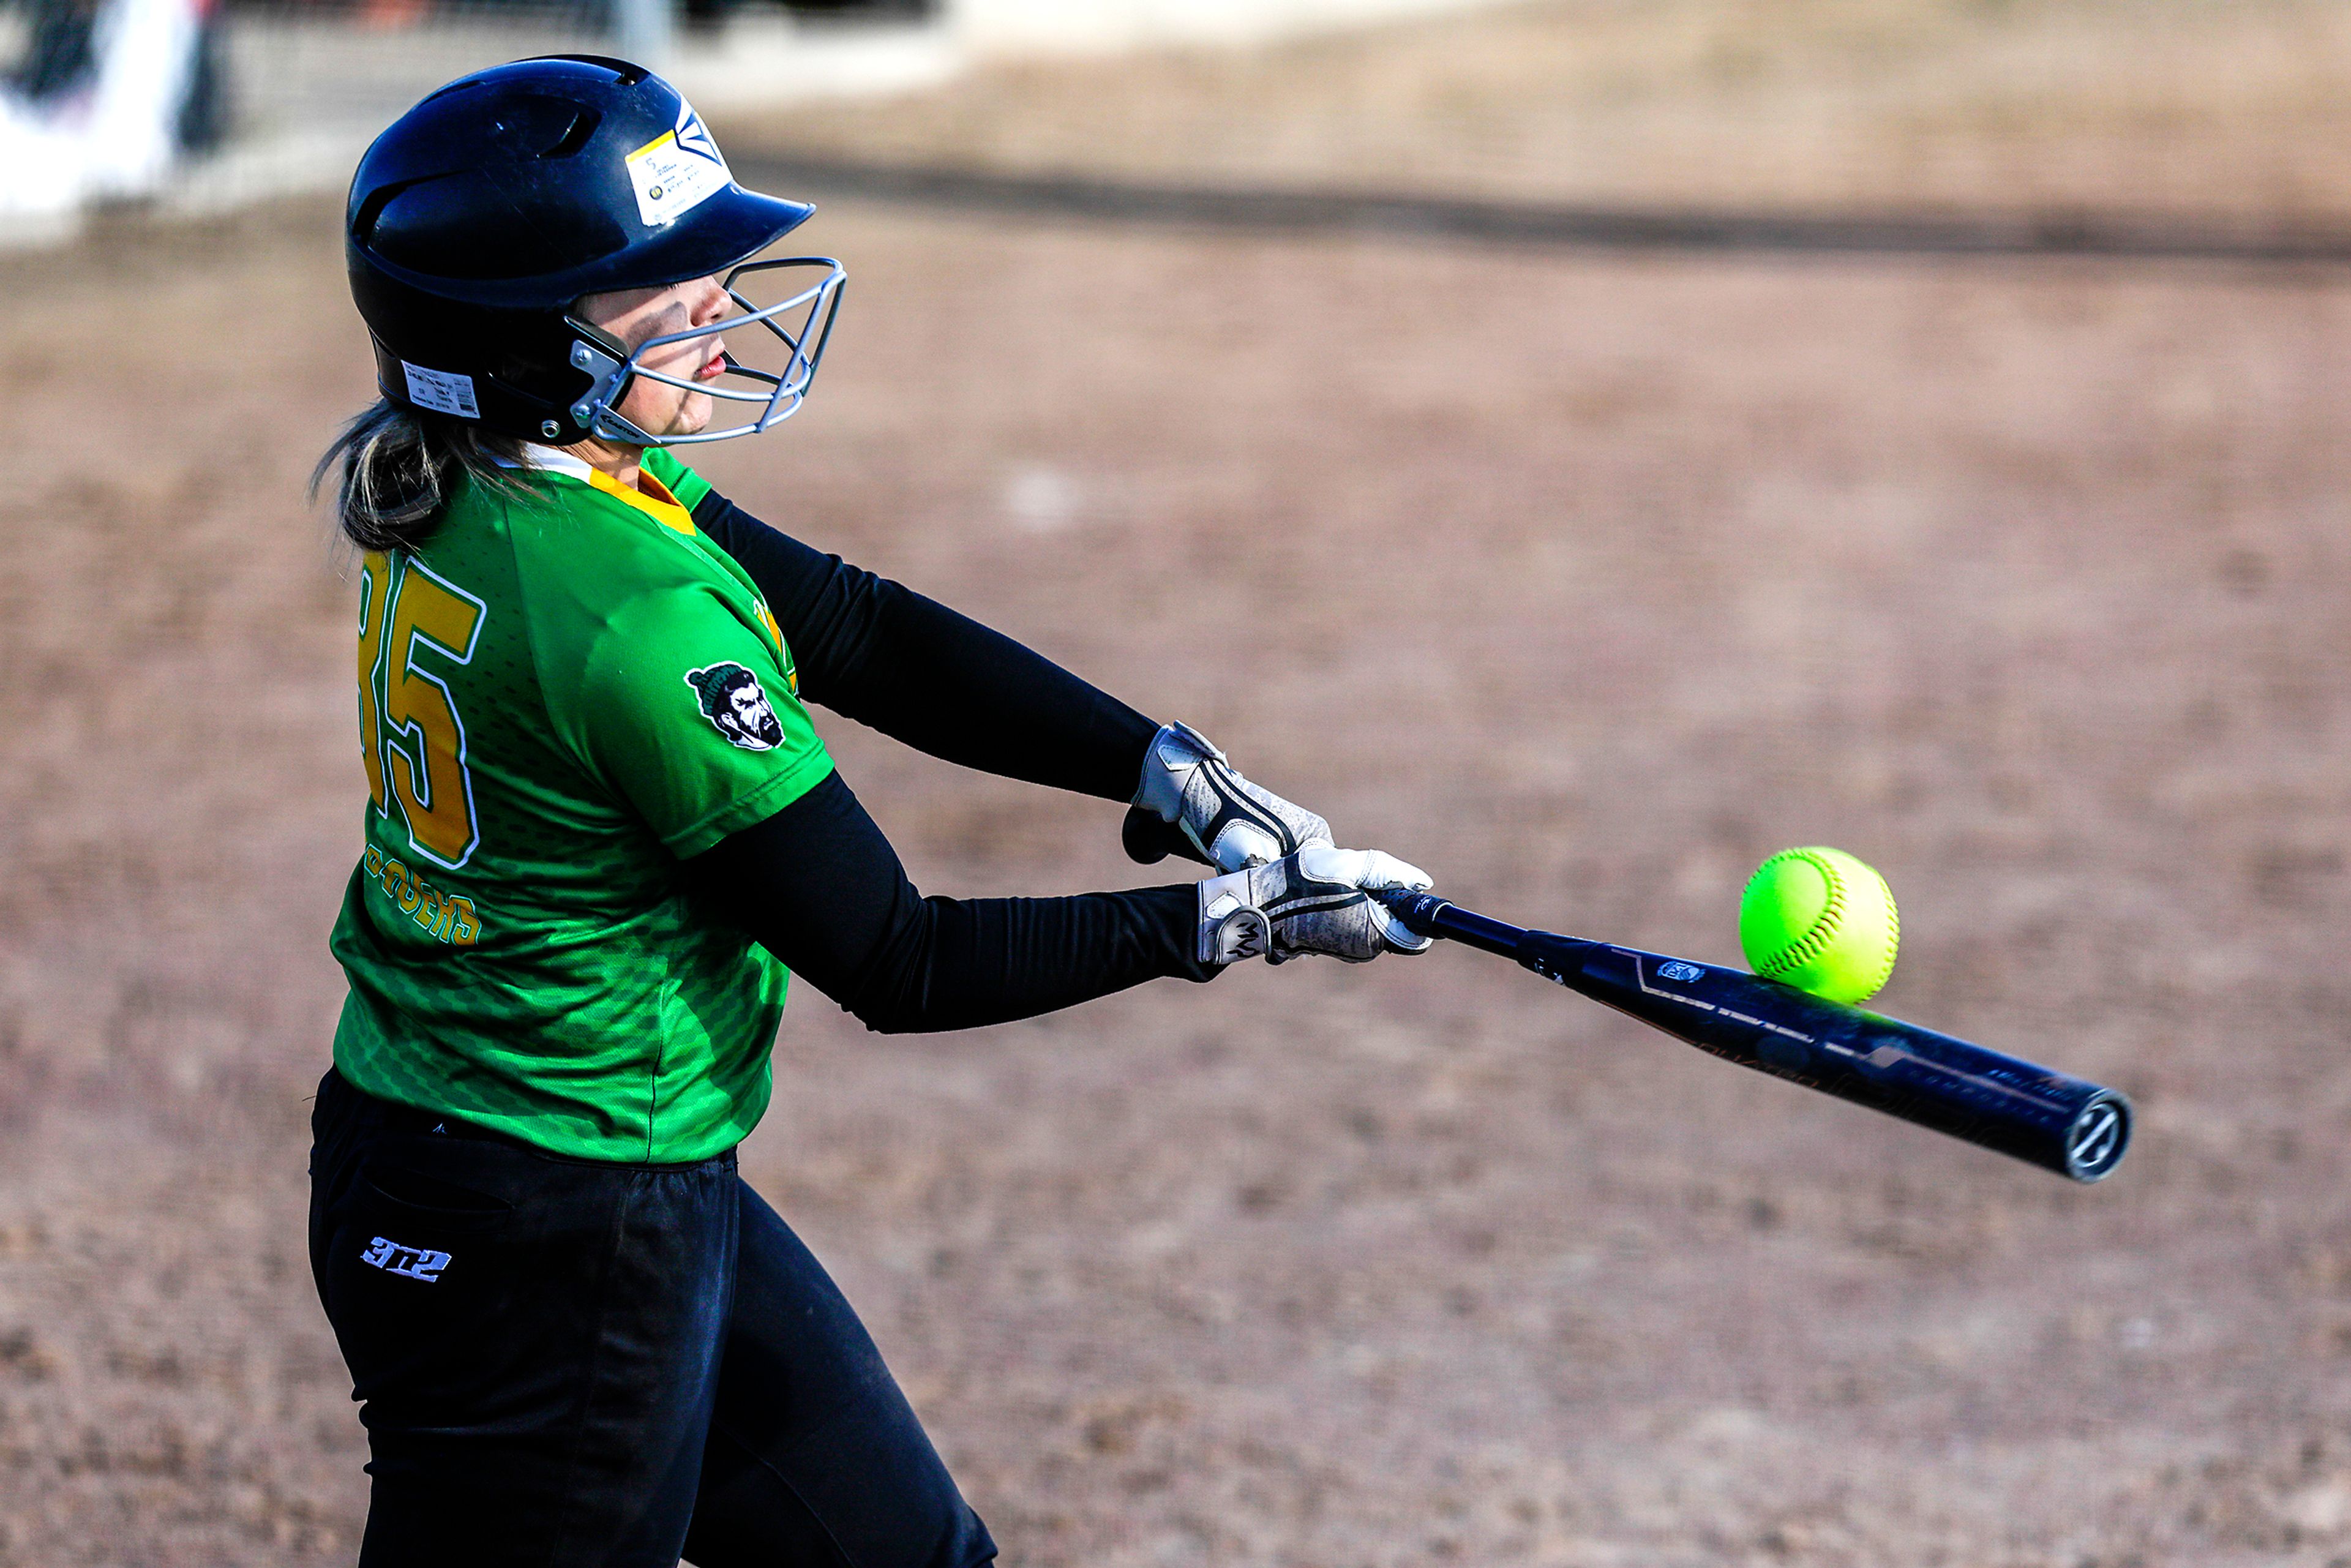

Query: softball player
left=311, top=56, right=1431, bottom=1566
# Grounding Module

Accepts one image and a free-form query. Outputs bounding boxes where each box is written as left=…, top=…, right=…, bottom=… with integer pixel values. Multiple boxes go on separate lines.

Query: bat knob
left=2063, top=1092, right=2132, bottom=1182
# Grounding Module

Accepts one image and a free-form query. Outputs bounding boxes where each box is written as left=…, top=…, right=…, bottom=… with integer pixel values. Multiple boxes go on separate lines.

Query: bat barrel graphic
left=1380, top=890, right=2131, bottom=1183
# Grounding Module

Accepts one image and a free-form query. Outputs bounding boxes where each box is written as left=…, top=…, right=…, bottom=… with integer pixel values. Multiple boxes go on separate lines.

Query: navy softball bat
left=1376, top=890, right=2131, bottom=1183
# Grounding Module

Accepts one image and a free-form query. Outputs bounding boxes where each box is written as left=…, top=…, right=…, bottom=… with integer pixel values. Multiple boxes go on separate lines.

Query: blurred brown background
left=1, top=1, right=2347, bottom=1562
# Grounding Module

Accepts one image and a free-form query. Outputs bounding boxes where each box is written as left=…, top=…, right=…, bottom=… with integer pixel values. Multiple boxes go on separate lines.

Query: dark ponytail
left=312, top=400, right=533, bottom=552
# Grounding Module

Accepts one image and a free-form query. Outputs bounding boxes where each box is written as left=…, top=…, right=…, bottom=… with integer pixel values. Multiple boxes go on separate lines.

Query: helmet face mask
left=345, top=55, right=842, bottom=449
left=566, top=255, right=846, bottom=447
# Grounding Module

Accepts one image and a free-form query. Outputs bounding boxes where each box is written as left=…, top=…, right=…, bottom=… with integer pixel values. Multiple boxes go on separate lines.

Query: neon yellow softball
left=1738, top=847, right=1899, bottom=1005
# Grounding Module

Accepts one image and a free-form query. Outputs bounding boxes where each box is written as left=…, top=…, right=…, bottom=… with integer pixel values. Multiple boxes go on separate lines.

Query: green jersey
left=328, top=446, right=833, bottom=1162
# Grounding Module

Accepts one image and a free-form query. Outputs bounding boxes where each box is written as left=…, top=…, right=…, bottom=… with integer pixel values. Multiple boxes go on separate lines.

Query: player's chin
left=667, top=392, right=715, bottom=438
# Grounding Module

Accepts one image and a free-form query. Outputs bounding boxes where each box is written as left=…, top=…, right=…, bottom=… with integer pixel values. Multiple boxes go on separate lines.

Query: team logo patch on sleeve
left=684, top=663, right=787, bottom=751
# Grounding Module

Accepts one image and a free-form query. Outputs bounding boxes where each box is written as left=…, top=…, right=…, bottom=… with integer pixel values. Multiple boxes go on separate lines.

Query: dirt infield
left=4, top=5, right=2350, bottom=1564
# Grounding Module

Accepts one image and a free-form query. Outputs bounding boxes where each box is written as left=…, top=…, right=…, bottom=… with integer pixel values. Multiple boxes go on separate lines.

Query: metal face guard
left=567, top=256, right=847, bottom=446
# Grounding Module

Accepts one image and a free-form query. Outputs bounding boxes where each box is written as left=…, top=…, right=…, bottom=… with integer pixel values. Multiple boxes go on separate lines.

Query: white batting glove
left=1198, top=847, right=1436, bottom=966
left=1134, top=721, right=1334, bottom=873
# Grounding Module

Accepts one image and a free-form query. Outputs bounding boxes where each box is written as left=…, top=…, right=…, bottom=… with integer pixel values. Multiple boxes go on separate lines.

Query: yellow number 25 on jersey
left=356, top=551, right=486, bottom=869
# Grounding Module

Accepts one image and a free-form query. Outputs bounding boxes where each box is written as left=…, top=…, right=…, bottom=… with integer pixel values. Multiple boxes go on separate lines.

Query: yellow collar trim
left=585, top=465, right=697, bottom=538
left=512, top=444, right=697, bottom=537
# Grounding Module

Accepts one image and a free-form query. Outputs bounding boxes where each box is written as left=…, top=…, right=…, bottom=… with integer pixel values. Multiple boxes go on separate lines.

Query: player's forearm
left=852, top=884, right=1210, bottom=1034
left=679, top=771, right=1213, bottom=1036
left=691, top=489, right=1157, bottom=801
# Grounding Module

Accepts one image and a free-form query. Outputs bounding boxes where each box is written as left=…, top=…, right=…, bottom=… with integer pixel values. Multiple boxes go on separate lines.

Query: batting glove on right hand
left=1198, top=847, right=1436, bottom=966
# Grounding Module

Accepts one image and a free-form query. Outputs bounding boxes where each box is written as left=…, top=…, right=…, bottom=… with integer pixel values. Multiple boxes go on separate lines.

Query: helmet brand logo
left=675, top=106, right=721, bottom=165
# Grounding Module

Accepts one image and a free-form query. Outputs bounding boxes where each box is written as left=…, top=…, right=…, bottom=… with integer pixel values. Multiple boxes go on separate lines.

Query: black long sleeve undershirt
left=691, top=489, right=1159, bottom=802
left=677, top=487, right=1207, bottom=1033
left=680, top=771, right=1211, bottom=1034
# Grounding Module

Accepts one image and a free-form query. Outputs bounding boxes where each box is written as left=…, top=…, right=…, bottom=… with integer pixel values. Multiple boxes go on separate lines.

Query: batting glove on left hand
left=1198, top=847, right=1436, bottom=966
left=1130, top=721, right=1333, bottom=873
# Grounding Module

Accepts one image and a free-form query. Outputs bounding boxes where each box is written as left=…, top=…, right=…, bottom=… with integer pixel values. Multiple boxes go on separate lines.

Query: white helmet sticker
left=402, top=361, right=480, bottom=418
left=625, top=102, right=730, bottom=228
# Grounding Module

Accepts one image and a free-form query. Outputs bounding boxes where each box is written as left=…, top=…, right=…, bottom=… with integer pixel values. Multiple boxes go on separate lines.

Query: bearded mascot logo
left=684, top=663, right=786, bottom=751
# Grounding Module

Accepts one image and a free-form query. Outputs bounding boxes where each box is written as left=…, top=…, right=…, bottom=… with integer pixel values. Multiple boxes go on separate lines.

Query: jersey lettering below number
left=358, top=552, right=487, bottom=869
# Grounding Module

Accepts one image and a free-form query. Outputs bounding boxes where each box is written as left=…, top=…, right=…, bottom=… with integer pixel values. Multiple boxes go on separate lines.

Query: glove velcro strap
left=1199, top=888, right=1273, bottom=966
left=1133, top=721, right=1221, bottom=822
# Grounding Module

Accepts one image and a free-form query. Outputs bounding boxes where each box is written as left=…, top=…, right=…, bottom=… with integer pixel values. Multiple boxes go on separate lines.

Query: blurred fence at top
left=0, top=0, right=1516, bottom=242
left=206, top=0, right=951, bottom=211
left=0, top=0, right=953, bottom=232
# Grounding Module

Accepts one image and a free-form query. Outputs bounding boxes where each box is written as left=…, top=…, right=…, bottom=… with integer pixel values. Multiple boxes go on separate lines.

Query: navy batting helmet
left=346, top=55, right=843, bottom=446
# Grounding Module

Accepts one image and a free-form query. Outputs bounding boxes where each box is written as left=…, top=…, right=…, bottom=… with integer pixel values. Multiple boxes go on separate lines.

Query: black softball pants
left=308, top=1070, right=998, bottom=1568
